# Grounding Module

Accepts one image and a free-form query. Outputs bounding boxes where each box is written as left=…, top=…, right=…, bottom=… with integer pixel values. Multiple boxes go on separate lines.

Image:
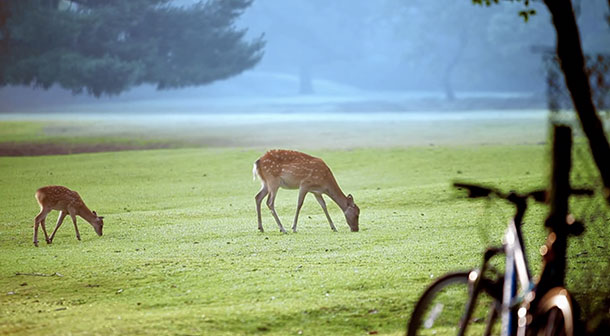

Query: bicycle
left=406, top=126, right=592, bottom=336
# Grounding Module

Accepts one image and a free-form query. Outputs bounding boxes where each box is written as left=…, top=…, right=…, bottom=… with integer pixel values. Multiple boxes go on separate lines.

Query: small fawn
left=253, top=149, right=360, bottom=233
left=33, top=186, right=104, bottom=247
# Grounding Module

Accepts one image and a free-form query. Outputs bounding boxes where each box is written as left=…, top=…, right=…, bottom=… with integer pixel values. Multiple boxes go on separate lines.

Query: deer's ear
left=98, top=216, right=104, bottom=220
left=92, top=211, right=97, bottom=216
left=347, top=194, right=354, bottom=204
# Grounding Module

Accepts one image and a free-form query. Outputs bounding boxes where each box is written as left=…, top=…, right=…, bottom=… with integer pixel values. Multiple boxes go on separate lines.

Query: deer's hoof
left=76, top=236, right=81, bottom=241
left=46, top=238, right=52, bottom=244
left=33, top=241, right=39, bottom=247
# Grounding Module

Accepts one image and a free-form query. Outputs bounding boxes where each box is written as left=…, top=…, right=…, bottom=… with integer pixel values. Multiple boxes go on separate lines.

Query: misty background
left=2, top=0, right=609, bottom=114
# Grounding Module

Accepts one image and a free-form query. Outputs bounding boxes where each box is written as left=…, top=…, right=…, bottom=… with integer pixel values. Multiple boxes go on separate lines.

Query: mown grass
left=0, top=131, right=606, bottom=335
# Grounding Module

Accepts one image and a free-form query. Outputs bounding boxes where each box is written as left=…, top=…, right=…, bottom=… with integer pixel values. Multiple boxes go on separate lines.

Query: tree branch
left=543, top=0, right=610, bottom=200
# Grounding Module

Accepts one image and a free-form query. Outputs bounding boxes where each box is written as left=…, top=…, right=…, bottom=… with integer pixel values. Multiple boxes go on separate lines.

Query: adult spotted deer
left=33, top=186, right=104, bottom=247
left=253, top=149, right=360, bottom=233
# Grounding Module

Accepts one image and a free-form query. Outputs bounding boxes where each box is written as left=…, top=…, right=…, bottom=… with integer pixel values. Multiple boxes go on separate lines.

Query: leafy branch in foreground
left=472, top=0, right=537, bottom=22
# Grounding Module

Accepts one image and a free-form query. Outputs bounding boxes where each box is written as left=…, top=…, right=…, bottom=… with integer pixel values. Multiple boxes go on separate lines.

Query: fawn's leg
left=266, top=183, right=286, bottom=233
left=40, top=217, right=50, bottom=244
left=33, top=208, right=51, bottom=247
left=49, top=211, right=67, bottom=243
left=315, top=193, right=337, bottom=232
left=255, top=185, right=268, bottom=232
left=292, top=188, right=308, bottom=233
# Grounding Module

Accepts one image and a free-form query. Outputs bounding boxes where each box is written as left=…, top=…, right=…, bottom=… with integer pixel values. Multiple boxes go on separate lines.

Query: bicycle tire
left=407, top=271, right=500, bottom=336
left=523, top=287, right=576, bottom=336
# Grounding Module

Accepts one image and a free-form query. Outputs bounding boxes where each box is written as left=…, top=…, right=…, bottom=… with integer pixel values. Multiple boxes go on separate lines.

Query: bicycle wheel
left=524, top=287, right=575, bottom=336
left=407, top=271, right=500, bottom=336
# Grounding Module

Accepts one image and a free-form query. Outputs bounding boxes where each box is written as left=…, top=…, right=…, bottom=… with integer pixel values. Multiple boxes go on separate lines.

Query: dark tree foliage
left=0, top=0, right=265, bottom=96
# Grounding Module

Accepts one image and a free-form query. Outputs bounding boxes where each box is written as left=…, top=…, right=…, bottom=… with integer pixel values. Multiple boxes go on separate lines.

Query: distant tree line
left=0, top=0, right=265, bottom=96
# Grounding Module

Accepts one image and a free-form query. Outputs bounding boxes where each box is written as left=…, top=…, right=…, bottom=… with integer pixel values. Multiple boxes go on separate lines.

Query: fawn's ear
left=347, top=194, right=354, bottom=204
left=92, top=211, right=97, bottom=216
left=98, top=216, right=104, bottom=220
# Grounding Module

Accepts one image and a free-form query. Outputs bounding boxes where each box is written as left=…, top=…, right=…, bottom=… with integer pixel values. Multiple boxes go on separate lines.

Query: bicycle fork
left=458, top=246, right=503, bottom=336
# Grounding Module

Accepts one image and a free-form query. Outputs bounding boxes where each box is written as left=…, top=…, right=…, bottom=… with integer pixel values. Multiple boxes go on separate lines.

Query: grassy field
left=0, top=117, right=607, bottom=335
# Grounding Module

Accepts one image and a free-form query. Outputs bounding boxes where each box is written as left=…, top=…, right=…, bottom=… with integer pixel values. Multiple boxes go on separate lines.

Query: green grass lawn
left=0, top=121, right=607, bottom=335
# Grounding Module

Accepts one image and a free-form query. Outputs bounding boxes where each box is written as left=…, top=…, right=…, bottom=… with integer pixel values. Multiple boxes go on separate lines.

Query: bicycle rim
left=407, top=272, right=500, bottom=336
left=525, top=287, right=575, bottom=336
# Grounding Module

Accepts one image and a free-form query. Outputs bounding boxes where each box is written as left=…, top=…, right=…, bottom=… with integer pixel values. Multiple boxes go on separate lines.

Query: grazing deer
left=33, top=186, right=104, bottom=247
left=253, top=149, right=360, bottom=233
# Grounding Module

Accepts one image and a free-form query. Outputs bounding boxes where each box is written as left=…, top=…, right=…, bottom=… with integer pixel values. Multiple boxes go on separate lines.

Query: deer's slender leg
left=266, top=183, right=286, bottom=233
left=255, top=185, right=269, bottom=232
left=33, top=208, right=51, bottom=247
left=315, top=193, right=337, bottom=232
left=40, top=217, right=50, bottom=244
left=49, top=211, right=67, bottom=243
left=292, top=187, right=308, bottom=233
left=69, top=211, right=81, bottom=241
left=33, top=221, right=39, bottom=247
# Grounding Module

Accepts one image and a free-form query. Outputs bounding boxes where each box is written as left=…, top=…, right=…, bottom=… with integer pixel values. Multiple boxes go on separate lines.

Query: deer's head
left=91, top=211, right=104, bottom=236
left=344, top=194, right=360, bottom=232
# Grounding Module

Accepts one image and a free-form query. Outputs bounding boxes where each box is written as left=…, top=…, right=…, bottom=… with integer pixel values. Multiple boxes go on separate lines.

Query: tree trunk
left=0, top=2, right=9, bottom=54
left=538, top=126, right=572, bottom=297
left=543, top=0, right=610, bottom=200
left=607, top=0, right=610, bottom=26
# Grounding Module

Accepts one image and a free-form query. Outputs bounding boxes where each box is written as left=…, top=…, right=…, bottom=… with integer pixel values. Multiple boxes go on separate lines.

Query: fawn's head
left=344, top=194, right=360, bottom=232
left=91, top=211, right=104, bottom=236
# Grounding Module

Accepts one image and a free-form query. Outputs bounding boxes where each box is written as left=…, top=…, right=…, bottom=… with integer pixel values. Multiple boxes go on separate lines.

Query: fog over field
left=1, top=0, right=608, bottom=114
left=0, top=109, right=549, bottom=149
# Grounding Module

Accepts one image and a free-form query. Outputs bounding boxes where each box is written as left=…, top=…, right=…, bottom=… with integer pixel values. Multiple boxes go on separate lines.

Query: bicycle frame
left=501, top=218, right=532, bottom=336
left=456, top=126, right=581, bottom=336
left=405, top=127, right=583, bottom=336
left=458, top=206, right=533, bottom=336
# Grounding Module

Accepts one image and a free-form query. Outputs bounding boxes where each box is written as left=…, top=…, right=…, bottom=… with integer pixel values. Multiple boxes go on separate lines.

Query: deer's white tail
left=252, top=159, right=260, bottom=181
